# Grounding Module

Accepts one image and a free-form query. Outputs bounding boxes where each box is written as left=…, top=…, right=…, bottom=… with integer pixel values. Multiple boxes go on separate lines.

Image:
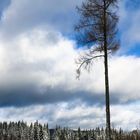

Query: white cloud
left=0, top=102, right=139, bottom=130
left=109, top=56, right=140, bottom=102
left=0, top=103, right=105, bottom=129
left=0, top=0, right=82, bottom=37
left=111, top=103, right=140, bottom=130
left=0, top=29, right=140, bottom=105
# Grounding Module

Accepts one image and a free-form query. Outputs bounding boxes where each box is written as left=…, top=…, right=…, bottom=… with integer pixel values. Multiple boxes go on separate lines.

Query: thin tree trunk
left=104, top=41, right=111, bottom=140
left=103, top=0, right=111, bottom=140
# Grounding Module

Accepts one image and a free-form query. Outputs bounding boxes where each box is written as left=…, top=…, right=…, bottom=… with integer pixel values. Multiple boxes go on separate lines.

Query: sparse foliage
left=75, top=0, right=119, bottom=140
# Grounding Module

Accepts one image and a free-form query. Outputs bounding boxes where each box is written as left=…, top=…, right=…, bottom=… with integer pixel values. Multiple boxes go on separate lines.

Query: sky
left=0, top=0, right=140, bottom=130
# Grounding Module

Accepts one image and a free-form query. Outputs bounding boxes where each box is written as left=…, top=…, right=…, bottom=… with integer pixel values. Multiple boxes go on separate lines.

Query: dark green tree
left=39, top=125, right=44, bottom=140
left=78, top=127, right=82, bottom=139
left=34, top=121, right=39, bottom=140
left=75, top=0, right=119, bottom=140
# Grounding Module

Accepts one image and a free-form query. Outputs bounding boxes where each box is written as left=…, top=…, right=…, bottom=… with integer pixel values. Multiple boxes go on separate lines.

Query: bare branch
left=76, top=54, right=104, bottom=79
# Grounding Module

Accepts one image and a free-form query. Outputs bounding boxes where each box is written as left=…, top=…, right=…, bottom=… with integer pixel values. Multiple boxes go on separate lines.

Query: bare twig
left=76, top=54, right=104, bottom=79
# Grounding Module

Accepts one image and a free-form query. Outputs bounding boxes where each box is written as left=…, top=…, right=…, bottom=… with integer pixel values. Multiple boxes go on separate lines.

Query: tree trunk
left=103, top=0, right=111, bottom=140
left=104, top=42, right=111, bottom=140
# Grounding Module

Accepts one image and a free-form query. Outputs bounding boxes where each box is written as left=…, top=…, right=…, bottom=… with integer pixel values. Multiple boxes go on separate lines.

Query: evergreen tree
left=43, top=124, right=50, bottom=140
left=78, top=127, right=82, bottom=140
left=34, top=121, right=40, bottom=140
left=29, top=123, right=34, bottom=140
left=39, top=125, right=44, bottom=140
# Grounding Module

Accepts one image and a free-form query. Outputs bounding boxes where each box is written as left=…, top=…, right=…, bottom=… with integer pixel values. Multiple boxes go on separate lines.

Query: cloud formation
left=0, top=0, right=139, bottom=130
left=0, top=0, right=82, bottom=37
left=0, top=29, right=140, bottom=108
left=0, top=102, right=140, bottom=130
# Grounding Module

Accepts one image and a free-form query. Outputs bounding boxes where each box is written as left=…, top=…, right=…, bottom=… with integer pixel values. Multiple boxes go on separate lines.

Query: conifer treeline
left=0, top=121, right=49, bottom=140
left=0, top=121, right=139, bottom=140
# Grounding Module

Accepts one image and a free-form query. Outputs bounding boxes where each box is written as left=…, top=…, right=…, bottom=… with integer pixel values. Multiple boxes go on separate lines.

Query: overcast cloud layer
left=0, top=0, right=139, bottom=130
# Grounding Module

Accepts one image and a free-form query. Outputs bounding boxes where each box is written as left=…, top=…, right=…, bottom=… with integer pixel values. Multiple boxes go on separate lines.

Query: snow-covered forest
left=0, top=121, right=139, bottom=140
